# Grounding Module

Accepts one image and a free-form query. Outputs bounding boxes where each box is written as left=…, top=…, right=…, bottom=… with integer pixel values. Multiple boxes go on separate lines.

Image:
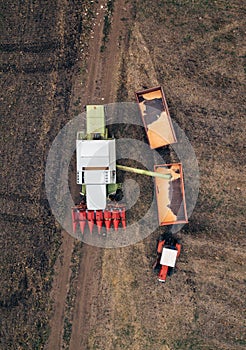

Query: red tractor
left=153, top=234, right=181, bottom=283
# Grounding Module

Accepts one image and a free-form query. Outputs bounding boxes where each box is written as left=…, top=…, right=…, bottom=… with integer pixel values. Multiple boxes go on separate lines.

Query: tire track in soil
left=45, top=232, right=74, bottom=350
left=46, top=1, right=132, bottom=349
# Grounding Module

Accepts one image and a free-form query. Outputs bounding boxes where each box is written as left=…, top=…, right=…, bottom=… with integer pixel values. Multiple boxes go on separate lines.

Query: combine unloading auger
left=116, top=165, right=172, bottom=180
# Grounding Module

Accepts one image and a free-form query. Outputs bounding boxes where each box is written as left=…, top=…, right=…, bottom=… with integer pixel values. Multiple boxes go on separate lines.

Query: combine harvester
left=72, top=105, right=126, bottom=234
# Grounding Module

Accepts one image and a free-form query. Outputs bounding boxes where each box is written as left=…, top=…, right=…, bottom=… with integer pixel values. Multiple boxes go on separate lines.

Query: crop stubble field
left=0, top=0, right=245, bottom=349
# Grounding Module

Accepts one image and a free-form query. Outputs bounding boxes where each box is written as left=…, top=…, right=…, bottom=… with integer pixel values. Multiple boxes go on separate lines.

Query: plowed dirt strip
left=0, top=1, right=80, bottom=348
left=45, top=232, right=74, bottom=350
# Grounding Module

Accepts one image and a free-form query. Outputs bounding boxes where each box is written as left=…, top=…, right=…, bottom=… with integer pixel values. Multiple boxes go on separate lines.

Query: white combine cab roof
left=76, top=138, right=116, bottom=210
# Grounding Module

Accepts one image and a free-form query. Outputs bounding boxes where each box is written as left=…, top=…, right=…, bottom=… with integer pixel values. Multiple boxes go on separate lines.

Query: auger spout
left=116, top=165, right=172, bottom=180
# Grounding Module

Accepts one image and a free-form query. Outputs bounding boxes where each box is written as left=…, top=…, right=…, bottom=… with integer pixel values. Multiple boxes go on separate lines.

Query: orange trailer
left=154, top=163, right=188, bottom=226
left=135, top=86, right=177, bottom=149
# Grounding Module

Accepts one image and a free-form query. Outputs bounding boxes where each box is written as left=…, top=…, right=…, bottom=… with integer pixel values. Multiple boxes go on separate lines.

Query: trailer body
left=154, top=163, right=188, bottom=225
left=135, top=86, right=177, bottom=149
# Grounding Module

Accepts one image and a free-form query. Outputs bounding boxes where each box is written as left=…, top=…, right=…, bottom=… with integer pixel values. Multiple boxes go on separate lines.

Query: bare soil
left=1, top=0, right=245, bottom=350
